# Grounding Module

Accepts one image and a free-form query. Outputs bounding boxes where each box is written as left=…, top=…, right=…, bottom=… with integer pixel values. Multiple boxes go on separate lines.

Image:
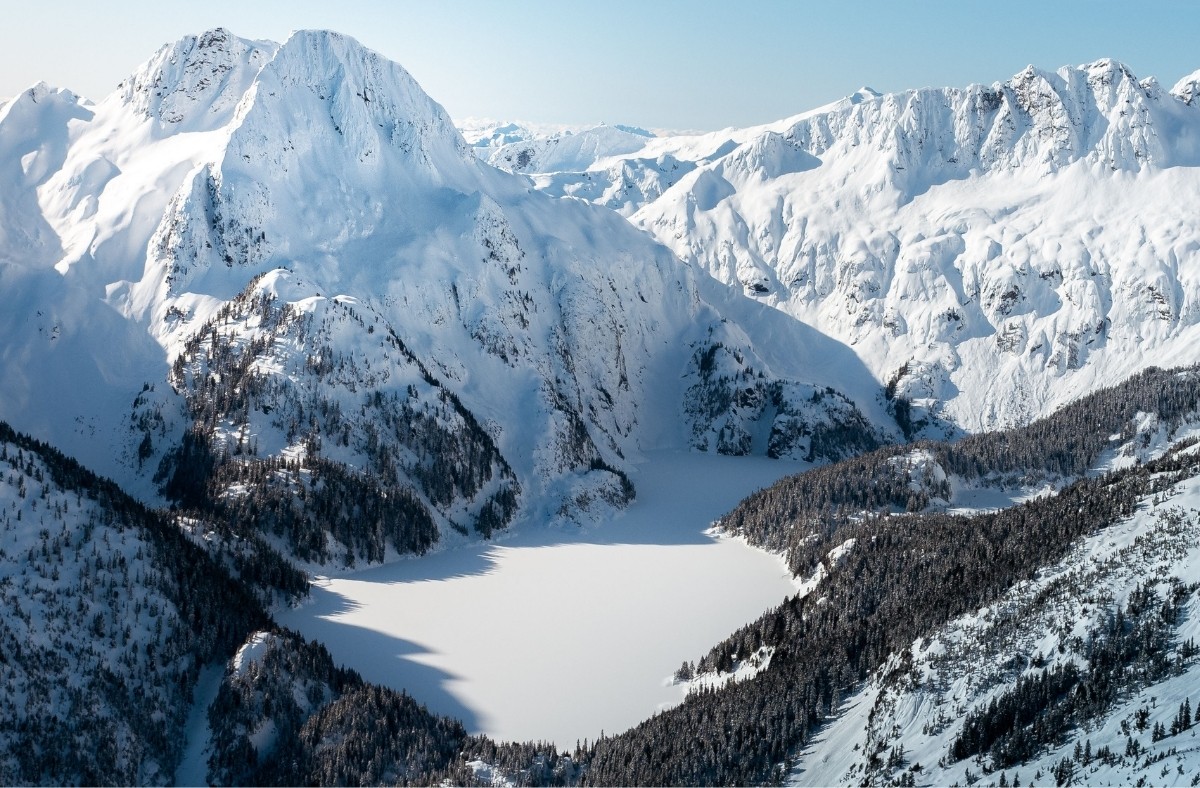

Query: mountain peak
left=268, top=28, right=434, bottom=108
left=115, top=27, right=273, bottom=128
left=0, top=80, right=91, bottom=193
left=613, top=123, right=655, bottom=138
left=1, top=81, right=84, bottom=114
left=1075, top=57, right=1144, bottom=96
left=848, top=86, right=881, bottom=104
left=1172, top=68, right=1200, bottom=105
left=226, top=28, right=474, bottom=179
left=1080, top=57, right=1135, bottom=77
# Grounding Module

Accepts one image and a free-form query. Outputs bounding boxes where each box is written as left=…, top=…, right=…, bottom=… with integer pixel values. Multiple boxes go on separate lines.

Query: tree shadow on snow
left=278, top=448, right=808, bottom=743
left=286, top=582, right=484, bottom=733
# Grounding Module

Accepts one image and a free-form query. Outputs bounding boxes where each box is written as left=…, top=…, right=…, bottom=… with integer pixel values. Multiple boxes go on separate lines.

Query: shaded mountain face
left=0, top=28, right=886, bottom=563
left=495, top=60, right=1200, bottom=434
left=0, top=421, right=271, bottom=784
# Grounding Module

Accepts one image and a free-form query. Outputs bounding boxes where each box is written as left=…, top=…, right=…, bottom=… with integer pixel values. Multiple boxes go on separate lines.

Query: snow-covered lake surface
left=278, top=450, right=804, bottom=746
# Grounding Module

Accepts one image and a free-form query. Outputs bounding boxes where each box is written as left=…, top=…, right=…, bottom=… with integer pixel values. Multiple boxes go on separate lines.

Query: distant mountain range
left=2, top=27, right=1200, bottom=786
left=483, top=60, right=1200, bottom=434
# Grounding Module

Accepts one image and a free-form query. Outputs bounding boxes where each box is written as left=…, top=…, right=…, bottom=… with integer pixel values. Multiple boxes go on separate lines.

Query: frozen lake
left=277, top=450, right=803, bottom=746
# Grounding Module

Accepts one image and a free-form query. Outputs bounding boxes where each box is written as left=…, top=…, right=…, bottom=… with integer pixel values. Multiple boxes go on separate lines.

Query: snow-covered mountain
left=460, top=94, right=889, bottom=217
left=0, top=29, right=886, bottom=562
left=573, top=366, right=1200, bottom=786
left=460, top=118, right=657, bottom=167
left=502, top=62, right=1200, bottom=434
left=484, top=123, right=655, bottom=174
left=777, top=369, right=1200, bottom=787
left=798, top=461, right=1200, bottom=787
left=7, top=28, right=1200, bottom=788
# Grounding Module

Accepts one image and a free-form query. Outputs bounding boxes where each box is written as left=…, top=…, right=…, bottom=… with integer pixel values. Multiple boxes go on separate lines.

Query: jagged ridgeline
left=153, top=270, right=519, bottom=564
left=625, top=60, right=1200, bottom=436
left=0, top=421, right=270, bottom=784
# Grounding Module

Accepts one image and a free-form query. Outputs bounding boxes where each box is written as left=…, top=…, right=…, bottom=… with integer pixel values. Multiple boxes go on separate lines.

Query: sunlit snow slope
left=0, top=29, right=887, bottom=563
left=796, top=441, right=1200, bottom=787
left=495, top=62, right=1200, bottom=434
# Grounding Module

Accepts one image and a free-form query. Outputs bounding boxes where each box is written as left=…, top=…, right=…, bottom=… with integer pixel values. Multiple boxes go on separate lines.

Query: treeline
left=178, top=513, right=310, bottom=605
left=430, top=739, right=584, bottom=787
left=940, top=366, right=1200, bottom=480
left=202, top=446, right=441, bottom=564
left=273, top=684, right=474, bottom=786
left=721, top=365, right=1200, bottom=573
left=573, top=446, right=1200, bottom=785
left=207, top=626, right=579, bottom=787
left=950, top=580, right=1195, bottom=766
left=0, top=424, right=271, bottom=656
left=207, top=631, right=363, bottom=785
left=159, top=277, right=521, bottom=563
left=0, top=421, right=271, bottom=784
left=205, top=629, right=507, bottom=787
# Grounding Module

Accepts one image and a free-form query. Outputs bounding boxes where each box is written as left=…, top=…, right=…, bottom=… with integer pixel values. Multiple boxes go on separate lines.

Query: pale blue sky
left=3, top=0, right=1197, bottom=131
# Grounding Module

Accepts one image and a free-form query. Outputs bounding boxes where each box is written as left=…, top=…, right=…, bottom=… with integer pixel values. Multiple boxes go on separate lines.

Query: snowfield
left=495, top=61, right=1200, bottom=435
left=794, top=449, right=1200, bottom=787
left=279, top=449, right=804, bottom=746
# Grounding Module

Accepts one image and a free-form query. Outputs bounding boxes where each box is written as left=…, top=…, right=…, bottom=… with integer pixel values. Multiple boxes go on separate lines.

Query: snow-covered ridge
left=797, top=467, right=1200, bottom=787
left=495, top=59, right=1200, bottom=184
left=492, top=60, right=1200, bottom=432
left=460, top=118, right=656, bottom=160
left=1175, top=68, right=1200, bottom=105
left=485, top=123, right=656, bottom=174
left=458, top=117, right=590, bottom=152
left=116, top=27, right=275, bottom=130
left=0, top=28, right=888, bottom=562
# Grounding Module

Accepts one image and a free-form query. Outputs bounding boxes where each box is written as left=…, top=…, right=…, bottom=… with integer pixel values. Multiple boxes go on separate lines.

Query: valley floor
left=278, top=450, right=804, bottom=746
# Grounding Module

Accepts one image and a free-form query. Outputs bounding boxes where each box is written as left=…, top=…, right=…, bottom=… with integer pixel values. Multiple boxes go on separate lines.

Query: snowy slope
left=634, top=62, right=1200, bottom=433
left=510, top=63, right=1200, bottom=433
left=0, top=82, right=178, bottom=481
left=485, top=123, right=655, bottom=175
left=795, top=443, right=1200, bottom=787
left=0, top=421, right=267, bottom=784
left=0, top=29, right=887, bottom=562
